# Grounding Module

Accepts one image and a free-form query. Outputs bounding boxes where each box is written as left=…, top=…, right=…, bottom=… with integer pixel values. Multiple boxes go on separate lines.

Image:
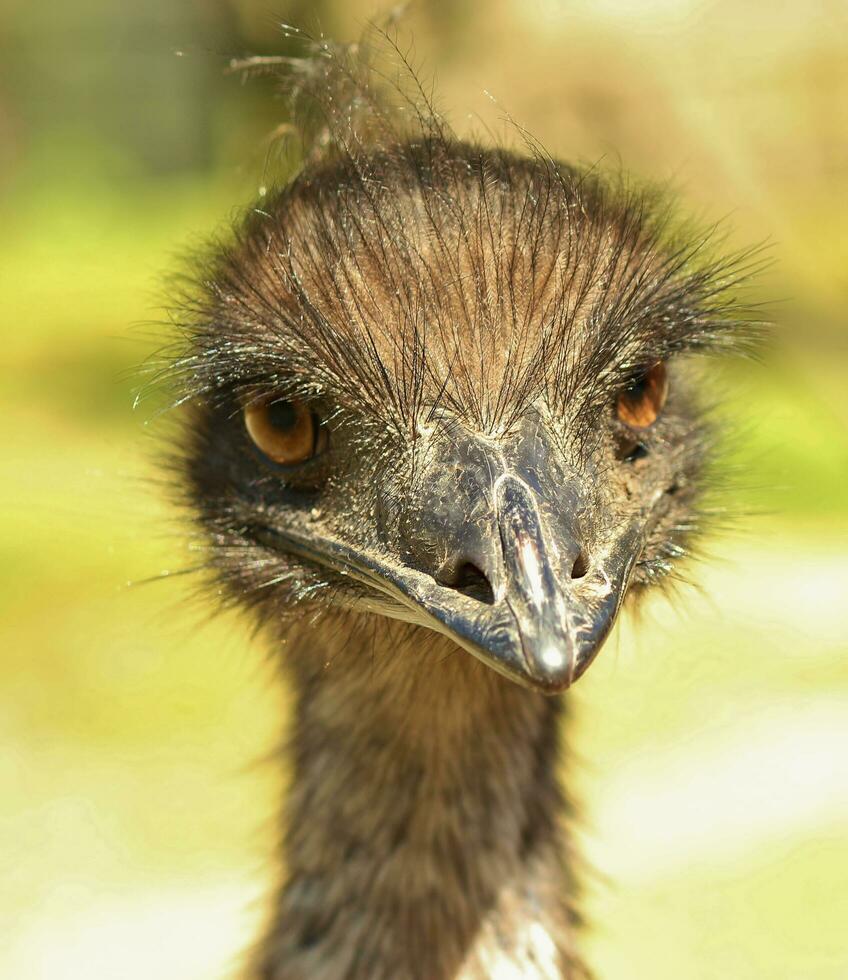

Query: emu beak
left=350, top=426, right=650, bottom=694
left=373, top=470, right=643, bottom=694
left=260, top=427, right=647, bottom=694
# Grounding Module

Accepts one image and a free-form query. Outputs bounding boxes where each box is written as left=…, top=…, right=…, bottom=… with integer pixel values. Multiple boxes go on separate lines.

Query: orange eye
left=616, top=362, right=668, bottom=429
left=244, top=397, right=326, bottom=465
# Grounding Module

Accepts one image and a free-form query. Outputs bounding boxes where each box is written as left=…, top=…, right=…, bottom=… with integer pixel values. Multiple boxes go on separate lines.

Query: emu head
left=171, top=46, right=757, bottom=694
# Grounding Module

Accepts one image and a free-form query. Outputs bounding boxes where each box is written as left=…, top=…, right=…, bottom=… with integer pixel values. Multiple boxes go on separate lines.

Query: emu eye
left=616, top=362, right=668, bottom=429
left=244, top=397, right=327, bottom=466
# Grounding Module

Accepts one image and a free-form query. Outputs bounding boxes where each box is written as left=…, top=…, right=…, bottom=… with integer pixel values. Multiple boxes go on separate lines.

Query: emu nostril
left=439, top=562, right=496, bottom=605
left=570, top=553, right=589, bottom=580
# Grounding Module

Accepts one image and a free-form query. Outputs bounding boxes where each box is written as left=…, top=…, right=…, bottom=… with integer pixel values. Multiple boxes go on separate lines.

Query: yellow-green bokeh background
left=2, top=1, right=847, bottom=977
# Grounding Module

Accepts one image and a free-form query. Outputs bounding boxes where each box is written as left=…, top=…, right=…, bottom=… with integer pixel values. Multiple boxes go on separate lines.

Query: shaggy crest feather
left=165, top=28, right=764, bottom=445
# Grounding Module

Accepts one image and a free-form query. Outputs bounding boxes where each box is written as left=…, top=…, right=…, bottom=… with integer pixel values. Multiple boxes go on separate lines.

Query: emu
left=165, top=33, right=759, bottom=980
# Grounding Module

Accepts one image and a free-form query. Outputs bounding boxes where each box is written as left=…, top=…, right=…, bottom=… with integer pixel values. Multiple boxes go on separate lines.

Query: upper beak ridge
left=493, top=473, right=578, bottom=691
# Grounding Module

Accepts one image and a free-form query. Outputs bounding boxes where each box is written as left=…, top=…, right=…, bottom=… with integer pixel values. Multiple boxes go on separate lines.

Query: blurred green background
left=1, top=1, right=846, bottom=977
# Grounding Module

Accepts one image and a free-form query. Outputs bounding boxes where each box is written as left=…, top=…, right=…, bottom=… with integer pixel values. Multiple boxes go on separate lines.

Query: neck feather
left=252, top=613, right=587, bottom=980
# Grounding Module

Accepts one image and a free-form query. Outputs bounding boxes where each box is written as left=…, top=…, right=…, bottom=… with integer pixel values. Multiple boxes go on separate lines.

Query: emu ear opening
left=616, top=362, right=668, bottom=429
left=244, top=397, right=327, bottom=465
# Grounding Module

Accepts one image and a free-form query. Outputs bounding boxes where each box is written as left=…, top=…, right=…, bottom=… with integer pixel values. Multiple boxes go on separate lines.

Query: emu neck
left=256, top=614, right=584, bottom=980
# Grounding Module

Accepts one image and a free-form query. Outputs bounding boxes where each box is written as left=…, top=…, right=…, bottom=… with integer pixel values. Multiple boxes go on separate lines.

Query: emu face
left=179, top=142, right=743, bottom=694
